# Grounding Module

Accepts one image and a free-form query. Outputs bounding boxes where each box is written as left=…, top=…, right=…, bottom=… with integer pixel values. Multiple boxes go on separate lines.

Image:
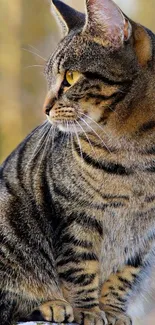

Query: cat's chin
left=47, top=117, right=103, bottom=135
left=48, top=119, right=83, bottom=134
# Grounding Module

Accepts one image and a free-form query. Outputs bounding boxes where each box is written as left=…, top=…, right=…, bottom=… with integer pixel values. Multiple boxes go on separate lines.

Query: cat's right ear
left=83, top=0, right=132, bottom=48
left=51, top=0, right=85, bottom=36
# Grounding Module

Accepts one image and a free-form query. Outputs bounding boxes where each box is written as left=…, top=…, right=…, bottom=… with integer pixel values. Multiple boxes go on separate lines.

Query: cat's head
left=44, top=0, right=152, bottom=135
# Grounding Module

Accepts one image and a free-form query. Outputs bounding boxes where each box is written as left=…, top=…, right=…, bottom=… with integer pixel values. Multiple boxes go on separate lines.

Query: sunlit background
left=0, top=0, right=155, bottom=163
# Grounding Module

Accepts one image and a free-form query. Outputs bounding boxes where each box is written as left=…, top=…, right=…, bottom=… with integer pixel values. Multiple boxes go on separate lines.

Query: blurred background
left=0, top=0, right=155, bottom=162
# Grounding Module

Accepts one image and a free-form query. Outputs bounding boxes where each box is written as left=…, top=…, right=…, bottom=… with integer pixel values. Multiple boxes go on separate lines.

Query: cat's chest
left=56, top=162, right=155, bottom=231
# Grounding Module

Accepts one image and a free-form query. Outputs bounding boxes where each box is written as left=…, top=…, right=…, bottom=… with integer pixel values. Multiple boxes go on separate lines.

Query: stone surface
left=17, top=323, right=55, bottom=325
left=18, top=323, right=50, bottom=325
left=17, top=323, right=74, bottom=325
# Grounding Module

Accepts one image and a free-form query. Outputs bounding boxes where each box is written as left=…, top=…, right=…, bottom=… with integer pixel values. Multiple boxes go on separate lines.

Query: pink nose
left=43, top=95, right=56, bottom=116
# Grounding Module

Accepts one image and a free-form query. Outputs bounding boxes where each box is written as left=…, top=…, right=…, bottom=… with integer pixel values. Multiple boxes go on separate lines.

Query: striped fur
left=1, top=0, right=155, bottom=324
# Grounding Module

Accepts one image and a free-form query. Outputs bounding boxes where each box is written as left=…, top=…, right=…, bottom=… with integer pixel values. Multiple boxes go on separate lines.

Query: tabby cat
left=1, top=0, right=155, bottom=324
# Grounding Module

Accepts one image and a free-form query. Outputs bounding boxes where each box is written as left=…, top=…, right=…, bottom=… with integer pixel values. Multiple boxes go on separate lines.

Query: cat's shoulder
left=0, top=121, right=62, bottom=173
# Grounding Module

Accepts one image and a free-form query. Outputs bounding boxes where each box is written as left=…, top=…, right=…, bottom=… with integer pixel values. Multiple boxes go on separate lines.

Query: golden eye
left=65, top=71, right=81, bottom=86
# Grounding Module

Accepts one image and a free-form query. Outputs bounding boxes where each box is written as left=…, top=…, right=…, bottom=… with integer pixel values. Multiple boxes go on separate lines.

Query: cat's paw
left=106, top=313, right=132, bottom=325
left=29, top=299, right=74, bottom=322
left=74, top=309, right=108, bottom=325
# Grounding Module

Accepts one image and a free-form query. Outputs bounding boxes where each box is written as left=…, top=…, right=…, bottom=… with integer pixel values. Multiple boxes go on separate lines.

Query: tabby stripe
left=59, top=268, right=84, bottom=281
left=102, top=293, right=109, bottom=298
left=131, top=273, right=138, bottom=279
left=57, top=257, right=75, bottom=267
left=145, top=196, right=155, bottom=203
left=118, top=286, right=126, bottom=292
left=0, top=260, right=18, bottom=276
left=104, top=304, right=125, bottom=312
left=55, top=37, right=72, bottom=73
left=0, top=235, right=31, bottom=268
left=77, top=170, right=129, bottom=203
left=57, top=249, right=98, bottom=267
left=77, top=288, right=98, bottom=295
left=79, top=297, right=98, bottom=303
left=75, top=252, right=98, bottom=261
left=0, top=250, right=6, bottom=260
left=53, top=176, right=89, bottom=204
left=8, top=215, right=56, bottom=272
left=75, top=212, right=103, bottom=237
left=59, top=272, right=96, bottom=285
left=74, top=141, right=132, bottom=176
left=92, top=202, right=125, bottom=209
left=118, top=276, right=132, bottom=289
left=53, top=183, right=73, bottom=200
left=77, top=303, right=99, bottom=309
left=109, top=92, right=128, bottom=114
left=62, top=249, right=98, bottom=262
left=84, top=72, right=132, bottom=86
left=57, top=233, right=93, bottom=249
left=135, top=208, right=155, bottom=218
left=56, top=212, right=103, bottom=238
left=126, top=253, right=143, bottom=268
left=3, top=179, right=18, bottom=197
left=146, top=166, right=155, bottom=172
left=145, top=147, right=155, bottom=154
left=108, top=286, right=115, bottom=291
left=0, top=234, right=16, bottom=255
left=139, top=120, right=155, bottom=133
left=80, top=135, right=116, bottom=152
left=101, top=194, right=129, bottom=200
left=86, top=92, right=118, bottom=101
left=110, top=292, right=126, bottom=303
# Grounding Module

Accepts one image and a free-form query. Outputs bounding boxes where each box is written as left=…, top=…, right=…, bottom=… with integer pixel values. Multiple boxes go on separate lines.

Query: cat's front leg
left=59, top=259, right=107, bottom=325
left=56, top=218, right=107, bottom=325
left=99, top=266, right=140, bottom=324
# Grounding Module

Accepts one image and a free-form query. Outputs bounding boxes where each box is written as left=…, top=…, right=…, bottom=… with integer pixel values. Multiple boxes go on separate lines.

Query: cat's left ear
left=51, top=0, right=85, bottom=36
left=83, top=0, right=132, bottom=48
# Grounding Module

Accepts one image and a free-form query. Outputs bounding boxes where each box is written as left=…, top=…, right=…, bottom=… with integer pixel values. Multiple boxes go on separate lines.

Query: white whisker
left=70, top=130, right=75, bottom=159
left=75, top=119, right=99, bottom=163
left=23, top=65, right=44, bottom=70
left=79, top=110, right=114, bottom=141
left=51, top=124, right=56, bottom=150
left=22, top=48, right=47, bottom=62
left=79, top=116, right=112, bottom=154
left=36, top=125, right=52, bottom=175
left=106, top=104, right=119, bottom=116
left=28, top=44, right=43, bottom=54
left=26, top=122, right=51, bottom=171
left=73, top=123, right=84, bottom=164
left=62, top=121, right=70, bottom=161
left=60, top=126, right=67, bottom=146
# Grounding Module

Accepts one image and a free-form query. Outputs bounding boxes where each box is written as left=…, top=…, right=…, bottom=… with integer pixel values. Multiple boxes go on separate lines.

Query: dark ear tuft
left=51, top=0, right=85, bottom=35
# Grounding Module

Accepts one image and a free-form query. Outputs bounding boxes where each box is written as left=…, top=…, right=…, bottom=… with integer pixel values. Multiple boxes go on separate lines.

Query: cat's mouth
left=47, top=112, right=103, bottom=137
left=47, top=106, right=99, bottom=134
left=47, top=106, right=77, bottom=131
left=46, top=103, right=81, bottom=132
left=44, top=94, right=103, bottom=134
left=43, top=93, right=103, bottom=134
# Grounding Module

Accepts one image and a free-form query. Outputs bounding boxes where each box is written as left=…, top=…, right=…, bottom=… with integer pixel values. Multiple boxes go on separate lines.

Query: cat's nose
left=43, top=95, right=56, bottom=116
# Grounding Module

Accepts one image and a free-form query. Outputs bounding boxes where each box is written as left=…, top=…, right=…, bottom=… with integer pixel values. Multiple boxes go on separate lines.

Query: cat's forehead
left=46, top=32, right=110, bottom=76
left=45, top=28, right=138, bottom=88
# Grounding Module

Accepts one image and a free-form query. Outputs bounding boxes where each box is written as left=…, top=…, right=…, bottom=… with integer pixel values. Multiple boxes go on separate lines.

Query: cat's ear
left=83, top=0, right=132, bottom=48
left=51, top=0, right=85, bottom=36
